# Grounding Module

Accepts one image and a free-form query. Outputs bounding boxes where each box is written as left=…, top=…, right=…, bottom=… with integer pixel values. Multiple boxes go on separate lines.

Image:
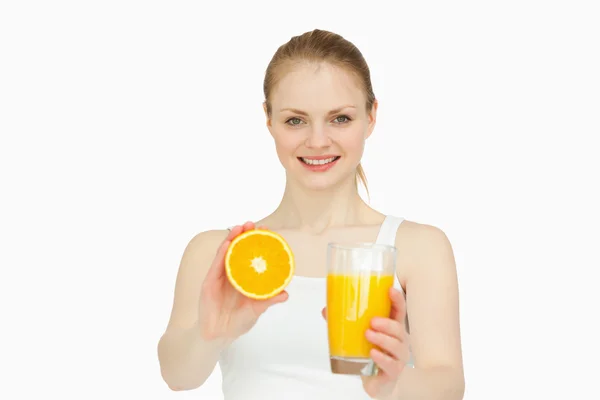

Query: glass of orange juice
left=326, top=242, right=396, bottom=376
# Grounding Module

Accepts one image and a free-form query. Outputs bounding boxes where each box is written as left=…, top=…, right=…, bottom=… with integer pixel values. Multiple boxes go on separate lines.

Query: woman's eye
left=285, top=115, right=351, bottom=126
left=334, top=115, right=351, bottom=123
left=286, top=117, right=303, bottom=126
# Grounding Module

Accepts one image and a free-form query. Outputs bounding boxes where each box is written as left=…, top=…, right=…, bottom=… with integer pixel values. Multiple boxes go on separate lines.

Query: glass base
left=330, top=356, right=379, bottom=376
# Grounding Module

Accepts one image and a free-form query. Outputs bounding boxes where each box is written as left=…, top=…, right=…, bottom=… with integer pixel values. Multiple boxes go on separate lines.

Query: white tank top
left=218, top=215, right=412, bottom=400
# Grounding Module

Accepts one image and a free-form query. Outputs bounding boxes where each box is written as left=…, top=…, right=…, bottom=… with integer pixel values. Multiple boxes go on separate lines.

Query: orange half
left=225, top=229, right=295, bottom=300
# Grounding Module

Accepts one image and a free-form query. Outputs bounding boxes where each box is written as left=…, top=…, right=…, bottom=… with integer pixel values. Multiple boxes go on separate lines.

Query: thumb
left=204, top=225, right=244, bottom=283
left=321, top=307, right=327, bottom=320
left=254, top=291, right=289, bottom=315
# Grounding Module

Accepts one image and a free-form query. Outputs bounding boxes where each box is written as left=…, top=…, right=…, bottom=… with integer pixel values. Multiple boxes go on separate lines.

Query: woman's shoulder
left=395, top=219, right=456, bottom=277
left=396, top=219, right=450, bottom=241
left=182, top=229, right=230, bottom=260
left=396, top=219, right=453, bottom=253
left=188, top=228, right=230, bottom=245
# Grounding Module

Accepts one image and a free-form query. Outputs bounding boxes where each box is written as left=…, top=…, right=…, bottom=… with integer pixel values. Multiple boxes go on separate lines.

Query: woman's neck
left=264, top=175, right=376, bottom=234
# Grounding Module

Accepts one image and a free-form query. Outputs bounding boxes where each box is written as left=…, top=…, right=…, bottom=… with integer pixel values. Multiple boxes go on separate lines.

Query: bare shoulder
left=164, top=229, right=229, bottom=330
left=395, top=220, right=463, bottom=372
left=396, top=219, right=452, bottom=248
left=181, top=229, right=230, bottom=265
left=395, top=220, right=456, bottom=278
left=177, top=228, right=230, bottom=284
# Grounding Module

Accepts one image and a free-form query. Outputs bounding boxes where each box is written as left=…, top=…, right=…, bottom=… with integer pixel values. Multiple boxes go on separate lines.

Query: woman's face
left=265, top=62, right=377, bottom=191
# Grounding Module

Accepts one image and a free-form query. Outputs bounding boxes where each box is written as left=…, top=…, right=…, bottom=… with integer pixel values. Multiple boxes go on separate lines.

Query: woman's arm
left=391, top=223, right=465, bottom=400
left=157, top=230, right=228, bottom=391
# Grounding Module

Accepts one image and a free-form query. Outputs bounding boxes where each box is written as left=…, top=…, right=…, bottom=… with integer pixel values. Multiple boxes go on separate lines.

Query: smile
left=299, top=156, right=341, bottom=165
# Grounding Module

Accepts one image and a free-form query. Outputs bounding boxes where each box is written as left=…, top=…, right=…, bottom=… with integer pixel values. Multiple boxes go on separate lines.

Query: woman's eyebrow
left=279, top=105, right=356, bottom=116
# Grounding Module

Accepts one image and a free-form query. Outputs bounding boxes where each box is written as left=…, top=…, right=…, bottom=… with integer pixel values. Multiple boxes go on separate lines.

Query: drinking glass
left=326, top=242, right=396, bottom=376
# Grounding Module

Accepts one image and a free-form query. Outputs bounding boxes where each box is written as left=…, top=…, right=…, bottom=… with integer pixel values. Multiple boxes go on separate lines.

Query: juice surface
left=326, top=273, right=394, bottom=358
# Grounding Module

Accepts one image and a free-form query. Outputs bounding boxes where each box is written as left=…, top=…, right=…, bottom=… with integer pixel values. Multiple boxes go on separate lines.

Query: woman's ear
left=366, top=99, right=378, bottom=139
left=263, top=101, right=273, bottom=133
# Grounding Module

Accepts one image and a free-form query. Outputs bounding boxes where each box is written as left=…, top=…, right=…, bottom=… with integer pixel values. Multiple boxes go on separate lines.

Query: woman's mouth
left=298, top=156, right=341, bottom=166
left=297, top=156, right=341, bottom=172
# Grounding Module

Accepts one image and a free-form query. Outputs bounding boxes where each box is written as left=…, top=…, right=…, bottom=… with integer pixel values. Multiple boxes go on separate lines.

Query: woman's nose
left=305, top=126, right=332, bottom=148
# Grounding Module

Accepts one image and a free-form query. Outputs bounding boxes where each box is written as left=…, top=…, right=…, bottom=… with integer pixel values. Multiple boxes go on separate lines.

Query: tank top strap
left=374, top=215, right=412, bottom=349
left=375, top=215, right=407, bottom=294
left=375, top=215, right=405, bottom=246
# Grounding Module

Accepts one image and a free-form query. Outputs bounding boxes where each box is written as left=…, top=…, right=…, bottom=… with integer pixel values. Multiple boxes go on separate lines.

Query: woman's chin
left=294, top=172, right=354, bottom=192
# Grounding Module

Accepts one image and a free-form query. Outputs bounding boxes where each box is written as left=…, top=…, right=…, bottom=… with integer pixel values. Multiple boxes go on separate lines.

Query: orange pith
left=225, top=229, right=295, bottom=300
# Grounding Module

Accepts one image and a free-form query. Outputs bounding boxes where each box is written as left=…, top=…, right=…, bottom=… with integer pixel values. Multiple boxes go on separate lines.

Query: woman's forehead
left=270, top=63, right=365, bottom=112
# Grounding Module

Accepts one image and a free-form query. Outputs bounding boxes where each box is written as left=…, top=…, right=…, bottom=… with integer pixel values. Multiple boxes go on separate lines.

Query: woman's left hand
left=361, top=287, right=410, bottom=399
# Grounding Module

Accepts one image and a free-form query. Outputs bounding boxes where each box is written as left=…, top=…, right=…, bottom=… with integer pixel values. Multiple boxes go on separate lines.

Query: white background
left=1, top=1, right=599, bottom=399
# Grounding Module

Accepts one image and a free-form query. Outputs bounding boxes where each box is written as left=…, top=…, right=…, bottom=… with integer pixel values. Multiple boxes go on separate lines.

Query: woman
left=157, top=29, right=465, bottom=400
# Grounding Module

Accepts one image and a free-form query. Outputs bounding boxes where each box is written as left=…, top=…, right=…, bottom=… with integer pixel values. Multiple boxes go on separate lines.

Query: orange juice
left=326, top=272, right=394, bottom=358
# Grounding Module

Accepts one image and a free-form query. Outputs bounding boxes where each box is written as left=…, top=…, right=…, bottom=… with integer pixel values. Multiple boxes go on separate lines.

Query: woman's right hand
left=197, top=221, right=289, bottom=344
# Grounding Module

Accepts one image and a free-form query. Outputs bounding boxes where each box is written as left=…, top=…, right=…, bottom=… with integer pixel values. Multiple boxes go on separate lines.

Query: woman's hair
left=263, top=29, right=376, bottom=194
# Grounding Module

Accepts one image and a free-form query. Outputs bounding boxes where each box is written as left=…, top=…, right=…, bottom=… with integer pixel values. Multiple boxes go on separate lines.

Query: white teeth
left=301, top=157, right=337, bottom=165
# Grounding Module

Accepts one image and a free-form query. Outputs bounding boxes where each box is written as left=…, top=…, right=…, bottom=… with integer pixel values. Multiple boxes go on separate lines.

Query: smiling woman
left=264, top=58, right=374, bottom=193
left=157, top=28, right=465, bottom=400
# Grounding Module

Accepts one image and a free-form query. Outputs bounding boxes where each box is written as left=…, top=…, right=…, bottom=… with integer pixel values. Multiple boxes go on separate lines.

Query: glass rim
left=327, top=242, right=397, bottom=252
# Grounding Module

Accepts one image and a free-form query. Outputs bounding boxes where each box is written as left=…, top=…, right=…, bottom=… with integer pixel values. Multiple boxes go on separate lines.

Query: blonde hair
left=263, top=29, right=375, bottom=194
